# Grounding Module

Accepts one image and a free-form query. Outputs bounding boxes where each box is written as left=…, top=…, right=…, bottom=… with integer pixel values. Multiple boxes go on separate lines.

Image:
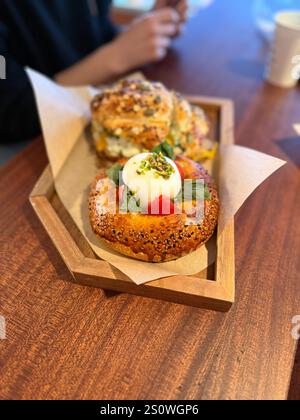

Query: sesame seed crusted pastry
left=89, top=156, right=219, bottom=263
left=91, top=79, right=217, bottom=162
left=91, top=80, right=173, bottom=158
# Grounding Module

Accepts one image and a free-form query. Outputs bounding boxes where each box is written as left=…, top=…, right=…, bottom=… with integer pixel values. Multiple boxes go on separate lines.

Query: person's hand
left=154, top=0, right=189, bottom=23
left=55, top=8, right=182, bottom=86
left=55, top=8, right=180, bottom=86
left=110, top=8, right=180, bottom=74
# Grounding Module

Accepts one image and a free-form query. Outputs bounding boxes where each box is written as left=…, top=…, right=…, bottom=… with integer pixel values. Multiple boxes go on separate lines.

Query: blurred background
left=114, top=0, right=156, bottom=10
left=0, top=0, right=216, bottom=165
left=114, top=0, right=215, bottom=16
left=113, top=0, right=300, bottom=40
left=1, top=0, right=299, bottom=165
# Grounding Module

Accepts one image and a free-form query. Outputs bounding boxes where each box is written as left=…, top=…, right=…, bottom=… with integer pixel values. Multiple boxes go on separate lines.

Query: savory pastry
left=91, top=79, right=173, bottom=159
left=91, top=79, right=217, bottom=162
left=167, top=92, right=217, bottom=161
left=89, top=152, right=219, bottom=263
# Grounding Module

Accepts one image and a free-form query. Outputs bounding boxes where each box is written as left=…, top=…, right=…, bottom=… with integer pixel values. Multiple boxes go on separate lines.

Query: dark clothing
left=0, top=0, right=115, bottom=143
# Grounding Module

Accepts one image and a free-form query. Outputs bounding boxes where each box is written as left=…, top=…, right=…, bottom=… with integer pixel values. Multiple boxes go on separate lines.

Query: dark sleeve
left=0, top=22, right=41, bottom=144
left=97, top=0, right=118, bottom=41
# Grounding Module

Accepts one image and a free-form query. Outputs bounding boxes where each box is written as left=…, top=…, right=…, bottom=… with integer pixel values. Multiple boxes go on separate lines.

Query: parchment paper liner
left=27, top=69, right=286, bottom=284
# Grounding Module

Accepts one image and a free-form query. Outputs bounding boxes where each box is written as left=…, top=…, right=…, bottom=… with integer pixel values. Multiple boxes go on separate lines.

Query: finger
left=156, top=23, right=178, bottom=36
left=155, top=36, right=172, bottom=49
left=153, top=7, right=180, bottom=23
left=155, top=47, right=168, bottom=61
left=153, top=0, right=166, bottom=9
left=177, top=0, right=188, bottom=7
left=176, top=1, right=189, bottom=21
left=168, top=0, right=182, bottom=6
left=174, top=23, right=186, bottom=37
left=150, top=37, right=170, bottom=61
left=177, top=1, right=188, bottom=14
left=154, top=0, right=180, bottom=10
left=178, top=10, right=188, bottom=23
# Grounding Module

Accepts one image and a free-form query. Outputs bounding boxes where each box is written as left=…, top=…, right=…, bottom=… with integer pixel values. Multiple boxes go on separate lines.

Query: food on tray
left=91, top=79, right=217, bottom=162
left=89, top=150, right=219, bottom=263
left=122, top=152, right=182, bottom=210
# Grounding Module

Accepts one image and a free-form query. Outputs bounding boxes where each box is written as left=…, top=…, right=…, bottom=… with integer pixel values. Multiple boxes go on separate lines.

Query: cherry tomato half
left=148, top=195, right=175, bottom=215
left=175, top=161, right=185, bottom=180
left=118, top=185, right=125, bottom=203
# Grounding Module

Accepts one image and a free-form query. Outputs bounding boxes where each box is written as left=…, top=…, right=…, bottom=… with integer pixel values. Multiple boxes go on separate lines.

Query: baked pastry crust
left=89, top=156, right=219, bottom=262
left=91, top=79, right=173, bottom=151
left=91, top=80, right=216, bottom=161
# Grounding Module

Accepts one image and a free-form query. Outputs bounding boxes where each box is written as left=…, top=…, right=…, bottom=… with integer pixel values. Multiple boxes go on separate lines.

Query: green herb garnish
left=107, top=164, right=123, bottom=186
left=169, top=129, right=181, bottom=146
left=175, top=180, right=211, bottom=202
left=152, top=140, right=175, bottom=160
left=187, top=133, right=194, bottom=144
left=119, top=187, right=141, bottom=213
left=140, top=82, right=152, bottom=92
left=204, top=185, right=211, bottom=200
left=154, top=95, right=162, bottom=105
left=136, top=152, right=175, bottom=180
left=144, top=108, right=156, bottom=117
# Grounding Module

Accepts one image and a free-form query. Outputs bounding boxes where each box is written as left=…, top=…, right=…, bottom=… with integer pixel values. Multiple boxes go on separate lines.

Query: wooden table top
left=1, top=0, right=300, bottom=400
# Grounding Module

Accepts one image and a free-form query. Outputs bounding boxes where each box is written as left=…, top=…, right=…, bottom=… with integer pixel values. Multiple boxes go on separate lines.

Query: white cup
left=267, top=10, right=300, bottom=88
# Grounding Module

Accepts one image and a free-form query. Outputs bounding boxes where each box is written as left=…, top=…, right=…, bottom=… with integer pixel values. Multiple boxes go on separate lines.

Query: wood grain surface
left=0, top=0, right=300, bottom=400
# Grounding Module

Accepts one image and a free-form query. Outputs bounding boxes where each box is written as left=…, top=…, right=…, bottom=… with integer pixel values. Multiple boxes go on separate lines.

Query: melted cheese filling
left=106, top=136, right=141, bottom=159
left=92, top=122, right=141, bottom=158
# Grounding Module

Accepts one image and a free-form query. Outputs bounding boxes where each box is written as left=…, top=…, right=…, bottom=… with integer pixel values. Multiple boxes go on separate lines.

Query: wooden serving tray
left=30, top=96, right=235, bottom=312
